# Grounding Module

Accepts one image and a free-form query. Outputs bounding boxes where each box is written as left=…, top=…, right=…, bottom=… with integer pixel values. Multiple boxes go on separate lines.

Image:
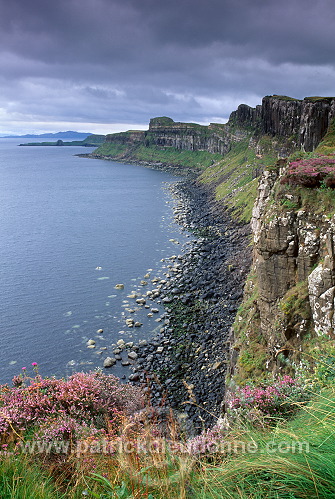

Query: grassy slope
left=315, top=117, right=335, bottom=155
left=195, top=387, right=335, bottom=498
left=93, top=141, right=223, bottom=170
left=199, top=137, right=277, bottom=222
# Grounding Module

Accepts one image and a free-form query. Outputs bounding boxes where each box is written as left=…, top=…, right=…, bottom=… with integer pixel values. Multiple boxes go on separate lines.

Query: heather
left=281, top=154, right=335, bottom=187
left=227, top=375, right=310, bottom=422
left=0, top=367, right=144, bottom=447
left=1, top=367, right=335, bottom=497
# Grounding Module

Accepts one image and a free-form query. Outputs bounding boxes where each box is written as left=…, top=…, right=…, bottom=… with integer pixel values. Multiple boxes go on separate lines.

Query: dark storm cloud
left=0, top=0, right=335, bottom=133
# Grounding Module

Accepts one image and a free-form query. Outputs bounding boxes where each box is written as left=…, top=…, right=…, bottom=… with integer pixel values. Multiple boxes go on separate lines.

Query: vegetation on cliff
left=93, top=141, right=223, bottom=170
left=230, top=127, right=335, bottom=392
left=199, top=137, right=277, bottom=222
left=89, top=99, right=335, bottom=393
left=2, top=363, right=335, bottom=498
left=92, top=95, right=335, bottom=223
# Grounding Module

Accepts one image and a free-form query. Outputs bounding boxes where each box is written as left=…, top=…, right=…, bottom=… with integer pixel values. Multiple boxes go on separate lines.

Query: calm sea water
left=0, top=139, right=189, bottom=383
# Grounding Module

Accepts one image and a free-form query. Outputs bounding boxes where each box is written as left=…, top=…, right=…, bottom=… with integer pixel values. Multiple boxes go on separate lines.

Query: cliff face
left=147, top=117, right=235, bottom=155
left=252, top=169, right=335, bottom=339
left=231, top=161, right=335, bottom=384
left=105, top=130, right=145, bottom=145
left=104, top=95, right=335, bottom=159
left=93, top=95, right=335, bottom=392
left=261, top=96, right=335, bottom=152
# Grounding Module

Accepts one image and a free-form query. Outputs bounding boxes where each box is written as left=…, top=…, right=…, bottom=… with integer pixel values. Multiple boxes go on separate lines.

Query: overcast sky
left=0, top=0, right=335, bottom=135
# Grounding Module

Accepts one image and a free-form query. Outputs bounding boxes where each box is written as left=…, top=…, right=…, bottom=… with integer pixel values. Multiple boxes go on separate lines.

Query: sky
left=0, top=0, right=335, bottom=135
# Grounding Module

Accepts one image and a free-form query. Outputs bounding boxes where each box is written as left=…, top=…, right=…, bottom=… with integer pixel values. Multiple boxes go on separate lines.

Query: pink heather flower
left=31, top=362, right=38, bottom=366
left=22, top=367, right=26, bottom=370
left=281, top=155, right=335, bottom=188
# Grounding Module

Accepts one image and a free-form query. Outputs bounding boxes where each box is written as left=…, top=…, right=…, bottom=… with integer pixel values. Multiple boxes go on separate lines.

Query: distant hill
left=1, top=131, right=92, bottom=139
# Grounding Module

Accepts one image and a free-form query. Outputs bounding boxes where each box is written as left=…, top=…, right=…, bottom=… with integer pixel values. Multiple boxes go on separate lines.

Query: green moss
left=271, top=95, right=302, bottom=102
left=304, top=96, right=335, bottom=103
left=230, top=275, right=271, bottom=384
left=316, top=118, right=335, bottom=155
left=280, top=281, right=310, bottom=319
left=237, top=346, right=268, bottom=379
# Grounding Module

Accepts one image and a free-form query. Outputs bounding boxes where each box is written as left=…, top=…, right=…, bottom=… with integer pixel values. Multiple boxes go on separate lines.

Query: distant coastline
left=17, top=134, right=106, bottom=148
left=0, top=131, right=92, bottom=139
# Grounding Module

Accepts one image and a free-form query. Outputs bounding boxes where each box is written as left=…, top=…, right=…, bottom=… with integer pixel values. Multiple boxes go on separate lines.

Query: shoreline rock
left=86, top=152, right=251, bottom=433
left=128, top=178, right=251, bottom=433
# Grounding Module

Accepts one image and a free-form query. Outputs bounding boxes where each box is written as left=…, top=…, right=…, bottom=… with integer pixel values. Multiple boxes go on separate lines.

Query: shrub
left=0, top=369, right=144, bottom=445
left=281, top=155, right=335, bottom=187
left=227, top=375, right=309, bottom=422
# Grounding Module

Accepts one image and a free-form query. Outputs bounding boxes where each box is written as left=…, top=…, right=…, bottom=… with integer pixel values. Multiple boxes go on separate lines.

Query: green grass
left=200, top=137, right=277, bottom=222
left=92, top=141, right=130, bottom=157
left=315, top=118, right=335, bottom=155
left=270, top=95, right=302, bottom=102
left=93, top=142, right=223, bottom=170
left=192, top=387, right=335, bottom=498
left=0, top=455, right=61, bottom=499
left=304, top=96, right=335, bottom=103
left=82, top=134, right=106, bottom=145
left=133, top=145, right=222, bottom=169
left=274, top=182, right=335, bottom=217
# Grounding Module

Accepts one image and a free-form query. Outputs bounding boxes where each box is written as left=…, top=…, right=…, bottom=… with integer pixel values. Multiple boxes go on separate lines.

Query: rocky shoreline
left=78, top=152, right=201, bottom=177
left=122, top=177, right=251, bottom=433
left=83, top=152, right=251, bottom=433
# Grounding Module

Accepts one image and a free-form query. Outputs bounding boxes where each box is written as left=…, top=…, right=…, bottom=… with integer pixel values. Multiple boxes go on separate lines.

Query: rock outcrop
left=105, top=130, right=145, bottom=145
left=232, top=163, right=335, bottom=380
left=103, top=95, right=335, bottom=160
left=147, top=117, right=234, bottom=155
left=261, top=96, right=335, bottom=152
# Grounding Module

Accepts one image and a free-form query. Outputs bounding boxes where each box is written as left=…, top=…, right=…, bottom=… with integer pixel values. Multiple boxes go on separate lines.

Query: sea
left=0, top=138, right=191, bottom=384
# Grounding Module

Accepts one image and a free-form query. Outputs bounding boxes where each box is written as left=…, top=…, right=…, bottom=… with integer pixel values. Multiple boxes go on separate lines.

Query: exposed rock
left=235, top=165, right=335, bottom=378
left=261, top=96, right=335, bottom=152
left=103, top=357, right=116, bottom=368
left=114, top=284, right=124, bottom=290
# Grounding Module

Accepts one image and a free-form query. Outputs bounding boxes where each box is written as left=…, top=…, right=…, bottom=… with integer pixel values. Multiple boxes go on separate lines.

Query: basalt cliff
left=95, top=95, right=335, bottom=160
left=92, top=95, right=335, bottom=410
